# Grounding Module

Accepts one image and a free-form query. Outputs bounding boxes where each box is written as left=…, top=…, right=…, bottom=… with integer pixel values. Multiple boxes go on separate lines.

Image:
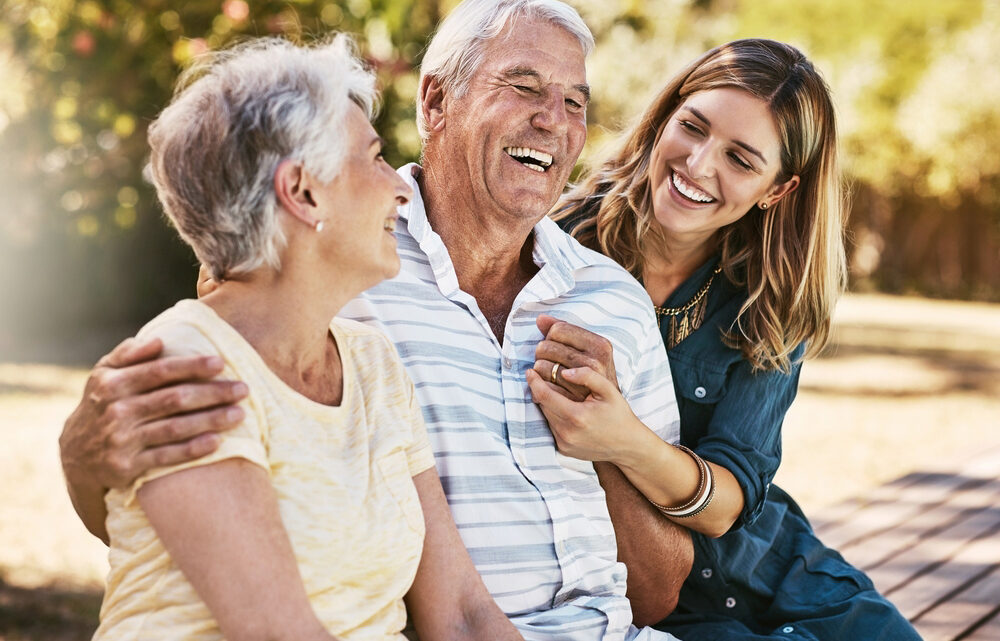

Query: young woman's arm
left=405, top=467, right=523, bottom=640
left=527, top=365, right=744, bottom=538
left=138, top=459, right=336, bottom=641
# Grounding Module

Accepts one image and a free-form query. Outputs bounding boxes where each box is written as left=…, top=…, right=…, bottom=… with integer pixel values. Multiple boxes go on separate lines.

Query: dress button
left=725, top=596, right=736, bottom=608
left=694, top=386, right=707, bottom=398
left=700, top=568, right=713, bottom=579
left=782, top=626, right=794, bottom=634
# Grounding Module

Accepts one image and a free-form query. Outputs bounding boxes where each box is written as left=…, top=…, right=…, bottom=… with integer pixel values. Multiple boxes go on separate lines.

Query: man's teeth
left=672, top=171, right=715, bottom=203
left=504, top=146, right=553, bottom=172
left=383, top=218, right=396, bottom=232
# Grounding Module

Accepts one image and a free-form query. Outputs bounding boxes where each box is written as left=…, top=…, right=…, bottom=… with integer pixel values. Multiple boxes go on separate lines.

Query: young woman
left=91, top=36, right=519, bottom=641
left=526, top=39, right=920, bottom=639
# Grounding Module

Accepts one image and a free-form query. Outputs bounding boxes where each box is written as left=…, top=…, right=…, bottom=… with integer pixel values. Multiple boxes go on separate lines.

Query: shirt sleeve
left=403, top=375, right=436, bottom=477
left=694, top=343, right=805, bottom=529
left=123, top=319, right=269, bottom=507
left=621, top=309, right=681, bottom=446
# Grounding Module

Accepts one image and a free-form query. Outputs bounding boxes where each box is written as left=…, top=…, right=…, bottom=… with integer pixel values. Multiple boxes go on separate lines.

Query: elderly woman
left=528, top=40, right=920, bottom=639
left=92, top=36, right=518, bottom=641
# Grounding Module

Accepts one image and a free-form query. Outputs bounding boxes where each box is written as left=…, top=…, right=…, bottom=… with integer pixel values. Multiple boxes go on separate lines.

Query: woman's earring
left=314, top=220, right=325, bottom=232
left=759, top=201, right=769, bottom=210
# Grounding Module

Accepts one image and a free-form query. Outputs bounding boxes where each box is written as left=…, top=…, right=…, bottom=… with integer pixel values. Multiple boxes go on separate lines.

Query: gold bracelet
left=647, top=445, right=715, bottom=518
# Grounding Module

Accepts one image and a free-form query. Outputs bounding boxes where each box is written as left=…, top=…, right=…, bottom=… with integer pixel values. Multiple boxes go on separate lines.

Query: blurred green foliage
left=0, top=0, right=997, bottom=353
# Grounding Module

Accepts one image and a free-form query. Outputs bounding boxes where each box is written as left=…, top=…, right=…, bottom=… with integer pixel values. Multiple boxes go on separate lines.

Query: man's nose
left=530, top=89, right=569, bottom=134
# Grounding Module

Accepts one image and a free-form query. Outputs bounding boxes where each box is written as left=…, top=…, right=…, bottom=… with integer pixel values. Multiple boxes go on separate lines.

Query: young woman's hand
left=526, top=364, right=657, bottom=465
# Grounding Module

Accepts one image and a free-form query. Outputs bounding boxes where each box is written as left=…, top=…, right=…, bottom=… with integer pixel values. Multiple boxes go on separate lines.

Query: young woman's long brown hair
left=554, top=39, right=847, bottom=371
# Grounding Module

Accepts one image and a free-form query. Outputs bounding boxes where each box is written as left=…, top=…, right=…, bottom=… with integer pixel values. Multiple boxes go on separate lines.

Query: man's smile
left=504, top=146, right=554, bottom=173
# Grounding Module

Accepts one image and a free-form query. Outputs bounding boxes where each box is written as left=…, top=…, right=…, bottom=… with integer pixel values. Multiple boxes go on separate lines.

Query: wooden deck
left=811, top=445, right=1000, bottom=640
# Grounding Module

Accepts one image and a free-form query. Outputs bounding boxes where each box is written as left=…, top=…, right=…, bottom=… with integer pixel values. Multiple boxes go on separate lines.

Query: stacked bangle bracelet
left=648, top=444, right=716, bottom=519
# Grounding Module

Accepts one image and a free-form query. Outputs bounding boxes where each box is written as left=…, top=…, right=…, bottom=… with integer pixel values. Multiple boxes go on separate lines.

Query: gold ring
left=550, top=362, right=561, bottom=384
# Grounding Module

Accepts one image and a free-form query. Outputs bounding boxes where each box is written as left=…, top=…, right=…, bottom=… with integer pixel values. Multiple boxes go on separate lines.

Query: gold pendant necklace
left=654, top=265, right=722, bottom=349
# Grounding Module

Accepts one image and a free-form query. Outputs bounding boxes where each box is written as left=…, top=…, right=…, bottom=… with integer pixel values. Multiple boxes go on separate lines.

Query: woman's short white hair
left=146, top=34, right=377, bottom=280
left=417, top=0, right=594, bottom=140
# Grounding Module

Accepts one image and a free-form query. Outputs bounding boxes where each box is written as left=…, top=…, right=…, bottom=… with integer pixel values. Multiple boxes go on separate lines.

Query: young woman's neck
left=641, top=229, right=719, bottom=306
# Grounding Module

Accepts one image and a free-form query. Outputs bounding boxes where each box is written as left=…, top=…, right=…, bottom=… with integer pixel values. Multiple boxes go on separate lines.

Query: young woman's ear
left=761, top=174, right=800, bottom=209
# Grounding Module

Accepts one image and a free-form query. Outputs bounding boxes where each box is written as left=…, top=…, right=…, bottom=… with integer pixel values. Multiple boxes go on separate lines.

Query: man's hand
left=60, top=336, right=248, bottom=541
left=532, top=314, right=619, bottom=401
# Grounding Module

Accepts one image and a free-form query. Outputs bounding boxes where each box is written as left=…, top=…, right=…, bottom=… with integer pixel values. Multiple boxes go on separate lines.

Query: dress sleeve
left=122, top=319, right=270, bottom=507
left=694, top=343, right=805, bottom=529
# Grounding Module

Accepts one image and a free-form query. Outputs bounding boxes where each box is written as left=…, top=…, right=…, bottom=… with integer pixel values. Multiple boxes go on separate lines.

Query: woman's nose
left=686, top=142, right=715, bottom=180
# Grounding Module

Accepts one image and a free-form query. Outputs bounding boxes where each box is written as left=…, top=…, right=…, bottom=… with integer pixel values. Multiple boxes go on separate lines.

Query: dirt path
left=1, top=293, right=997, bottom=638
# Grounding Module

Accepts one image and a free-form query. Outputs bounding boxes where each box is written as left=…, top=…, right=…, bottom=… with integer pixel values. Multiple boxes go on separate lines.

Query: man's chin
left=493, top=186, right=563, bottom=222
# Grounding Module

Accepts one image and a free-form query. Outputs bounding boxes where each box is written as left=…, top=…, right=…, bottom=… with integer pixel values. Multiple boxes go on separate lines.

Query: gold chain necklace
left=654, top=265, right=722, bottom=349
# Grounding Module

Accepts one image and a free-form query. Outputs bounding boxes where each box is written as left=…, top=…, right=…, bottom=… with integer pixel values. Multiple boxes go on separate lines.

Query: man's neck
left=418, top=166, right=540, bottom=341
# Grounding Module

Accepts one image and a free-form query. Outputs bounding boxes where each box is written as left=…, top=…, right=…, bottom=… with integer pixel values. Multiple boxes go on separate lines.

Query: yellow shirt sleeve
left=403, top=377, right=435, bottom=477
left=123, top=318, right=269, bottom=507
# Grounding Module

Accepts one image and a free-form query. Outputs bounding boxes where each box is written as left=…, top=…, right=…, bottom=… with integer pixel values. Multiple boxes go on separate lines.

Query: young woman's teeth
left=672, top=171, right=714, bottom=203
left=504, top=147, right=553, bottom=172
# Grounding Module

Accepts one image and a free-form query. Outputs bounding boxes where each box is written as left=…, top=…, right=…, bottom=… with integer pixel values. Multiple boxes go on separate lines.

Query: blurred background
left=0, top=0, right=997, bottom=639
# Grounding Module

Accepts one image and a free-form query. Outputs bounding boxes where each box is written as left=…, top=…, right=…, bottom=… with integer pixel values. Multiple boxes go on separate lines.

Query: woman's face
left=647, top=87, right=798, bottom=248
left=314, top=104, right=412, bottom=287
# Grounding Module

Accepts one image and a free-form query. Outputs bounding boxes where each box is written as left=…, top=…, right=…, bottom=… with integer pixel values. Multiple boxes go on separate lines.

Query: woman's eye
left=729, top=153, right=752, bottom=171
left=679, top=120, right=702, bottom=135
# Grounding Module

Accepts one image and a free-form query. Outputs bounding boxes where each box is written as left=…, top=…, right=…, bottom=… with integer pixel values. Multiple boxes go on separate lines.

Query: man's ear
left=420, top=75, right=447, bottom=134
left=273, top=159, right=318, bottom=227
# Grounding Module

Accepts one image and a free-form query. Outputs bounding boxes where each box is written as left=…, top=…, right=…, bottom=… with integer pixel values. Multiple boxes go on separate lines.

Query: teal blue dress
left=648, top=256, right=921, bottom=640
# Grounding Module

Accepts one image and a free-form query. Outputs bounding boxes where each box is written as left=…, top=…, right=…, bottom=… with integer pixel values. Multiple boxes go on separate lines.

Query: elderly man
left=60, top=1, right=693, bottom=638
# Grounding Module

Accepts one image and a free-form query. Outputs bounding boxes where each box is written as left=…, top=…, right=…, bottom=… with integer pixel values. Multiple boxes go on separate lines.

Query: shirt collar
left=395, top=162, right=590, bottom=301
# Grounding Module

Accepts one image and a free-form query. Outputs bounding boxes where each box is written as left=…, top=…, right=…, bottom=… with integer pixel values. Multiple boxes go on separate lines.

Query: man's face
left=433, top=17, right=589, bottom=225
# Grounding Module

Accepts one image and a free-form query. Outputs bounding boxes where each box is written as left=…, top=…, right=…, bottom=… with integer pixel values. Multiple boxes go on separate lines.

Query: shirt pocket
left=778, top=531, right=875, bottom=607
left=671, top=359, right=727, bottom=405
left=377, top=450, right=426, bottom=535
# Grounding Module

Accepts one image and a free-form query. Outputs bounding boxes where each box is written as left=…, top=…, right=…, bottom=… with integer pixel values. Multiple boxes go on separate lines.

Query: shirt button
left=782, top=626, right=795, bottom=634
left=701, top=568, right=713, bottom=579
left=503, top=356, right=512, bottom=369
left=725, top=596, right=736, bottom=608
left=694, top=386, right=707, bottom=398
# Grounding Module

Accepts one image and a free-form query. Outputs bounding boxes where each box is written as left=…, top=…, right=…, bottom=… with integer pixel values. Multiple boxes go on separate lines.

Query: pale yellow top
left=94, top=300, right=435, bottom=641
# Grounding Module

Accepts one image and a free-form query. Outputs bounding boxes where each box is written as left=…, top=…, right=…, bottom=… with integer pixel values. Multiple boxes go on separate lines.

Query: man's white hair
left=417, top=0, right=594, bottom=141
left=146, top=34, right=377, bottom=280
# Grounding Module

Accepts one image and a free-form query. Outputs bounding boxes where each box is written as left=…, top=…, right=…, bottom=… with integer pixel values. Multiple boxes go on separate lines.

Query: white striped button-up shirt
left=341, top=165, right=681, bottom=640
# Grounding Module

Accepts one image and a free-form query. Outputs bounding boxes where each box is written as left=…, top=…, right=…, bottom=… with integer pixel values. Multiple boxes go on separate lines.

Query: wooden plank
left=817, top=472, right=971, bottom=551
left=841, top=479, right=1000, bottom=572
left=869, top=507, right=1000, bottom=596
left=811, top=472, right=928, bottom=536
left=963, top=609, right=1000, bottom=641
left=813, top=443, right=1000, bottom=548
left=963, top=445, right=1000, bottom=479
left=913, top=566, right=1000, bottom=641
left=891, top=523, right=1000, bottom=620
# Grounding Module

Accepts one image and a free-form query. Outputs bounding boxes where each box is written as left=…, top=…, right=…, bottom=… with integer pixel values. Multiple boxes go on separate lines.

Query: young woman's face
left=647, top=87, right=798, bottom=247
